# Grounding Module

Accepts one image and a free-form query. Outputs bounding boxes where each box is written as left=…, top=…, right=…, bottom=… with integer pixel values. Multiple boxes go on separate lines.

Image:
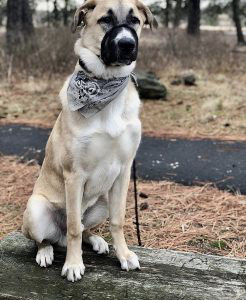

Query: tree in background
left=6, top=0, right=34, bottom=55
left=149, top=2, right=165, bottom=25
left=0, top=0, right=6, bottom=26
left=53, top=0, right=59, bottom=23
left=187, top=0, right=200, bottom=35
left=63, top=0, right=69, bottom=26
left=165, top=0, right=171, bottom=28
left=232, top=0, right=246, bottom=45
left=174, top=0, right=182, bottom=27
left=46, top=0, right=50, bottom=26
left=43, top=0, right=75, bottom=26
left=63, top=0, right=77, bottom=26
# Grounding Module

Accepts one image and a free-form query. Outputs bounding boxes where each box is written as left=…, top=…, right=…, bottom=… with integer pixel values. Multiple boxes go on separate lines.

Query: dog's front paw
left=61, top=261, right=85, bottom=282
left=119, top=250, right=140, bottom=271
left=36, top=244, right=54, bottom=267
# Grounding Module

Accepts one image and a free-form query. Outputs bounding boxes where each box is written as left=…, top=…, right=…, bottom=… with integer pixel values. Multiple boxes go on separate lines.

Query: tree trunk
left=6, top=0, right=34, bottom=55
left=0, top=1, right=5, bottom=26
left=174, top=0, right=182, bottom=27
left=63, top=0, right=69, bottom=26
left=165, top=0, right=171, bottom=28
left=187, top=0, right=200, bottom=36
left=46, top=0, right=50, bottom=26
left=232, top=0, right=246, bottom=45
left=53, top=0, right=59, bottom=22
left=2, top=232, right=246, bottom=300
left=22, top=0, right=34, bottom=36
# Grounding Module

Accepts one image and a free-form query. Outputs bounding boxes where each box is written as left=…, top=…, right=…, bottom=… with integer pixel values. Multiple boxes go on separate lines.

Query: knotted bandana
left=67, top=70, right=136, bottom=118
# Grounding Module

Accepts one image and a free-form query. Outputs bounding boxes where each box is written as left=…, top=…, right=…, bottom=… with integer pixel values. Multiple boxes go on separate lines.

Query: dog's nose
left=118, top=38, right=135, bottom=54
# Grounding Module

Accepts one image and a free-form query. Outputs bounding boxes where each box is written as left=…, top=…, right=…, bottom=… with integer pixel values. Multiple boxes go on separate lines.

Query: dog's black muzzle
left=101, top=25, right=138, bottom=66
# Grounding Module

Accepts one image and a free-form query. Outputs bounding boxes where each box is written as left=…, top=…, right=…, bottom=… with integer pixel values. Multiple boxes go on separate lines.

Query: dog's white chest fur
left=81, top=127, right=138, bottom=205
left=59, top=77, right=141, bottom=210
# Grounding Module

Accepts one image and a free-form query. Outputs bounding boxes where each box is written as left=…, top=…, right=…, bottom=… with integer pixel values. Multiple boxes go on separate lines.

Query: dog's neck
left=74, top=40, right=136, bottom=80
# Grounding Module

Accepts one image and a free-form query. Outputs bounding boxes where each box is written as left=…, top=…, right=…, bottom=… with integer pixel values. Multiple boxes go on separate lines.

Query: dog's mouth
left=101, top=25, right=138, bottom=67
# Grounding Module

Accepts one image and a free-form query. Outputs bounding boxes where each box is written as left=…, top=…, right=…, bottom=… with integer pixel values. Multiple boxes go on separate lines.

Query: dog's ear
left=137, top=0, right=158, bottom=30
left=71, top=0, right=96, bottom=33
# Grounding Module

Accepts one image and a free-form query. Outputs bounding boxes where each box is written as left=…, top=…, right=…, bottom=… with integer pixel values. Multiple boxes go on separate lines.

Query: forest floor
left=0, top=69, right=246, bottom=140
left=1, top=155, right=246, bottom=258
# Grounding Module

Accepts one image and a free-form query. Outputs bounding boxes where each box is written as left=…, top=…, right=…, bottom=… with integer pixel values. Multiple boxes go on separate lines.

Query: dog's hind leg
left=83, top=230, right=109, bottom=254
left=36, top=242, right=54, bottom=267
left=22, top=194, right=65, bottom=267
left=82, top=197, right=109, bottom=254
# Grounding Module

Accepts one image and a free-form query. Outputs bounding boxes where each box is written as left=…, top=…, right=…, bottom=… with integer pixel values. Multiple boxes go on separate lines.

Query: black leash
left=133, top=159, right=142, bottom=246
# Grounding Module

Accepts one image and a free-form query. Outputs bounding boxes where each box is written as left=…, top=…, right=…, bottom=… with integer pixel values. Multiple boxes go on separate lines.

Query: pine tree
left=187, top=0, right=200, bottom=36
left=174, top=0, right=182, bottom=27
left=232, top=0, right=246, bottom=45
left=6, top=0, right=34, bottom=54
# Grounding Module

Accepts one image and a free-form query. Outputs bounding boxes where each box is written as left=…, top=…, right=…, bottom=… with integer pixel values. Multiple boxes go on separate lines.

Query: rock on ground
left=137, top=72, right=167, bottom=100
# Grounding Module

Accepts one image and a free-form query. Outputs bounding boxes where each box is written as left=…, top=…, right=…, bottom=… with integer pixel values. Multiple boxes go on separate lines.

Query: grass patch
left=209, top=240, right=228, bottom=251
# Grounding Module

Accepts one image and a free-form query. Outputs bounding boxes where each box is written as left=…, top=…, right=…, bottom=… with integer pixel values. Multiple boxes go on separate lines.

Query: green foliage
left=209, top=240, right=228, bottom=250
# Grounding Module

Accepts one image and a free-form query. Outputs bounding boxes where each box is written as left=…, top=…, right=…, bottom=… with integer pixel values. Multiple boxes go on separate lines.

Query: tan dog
left=22, top=0, right=157, bottom=282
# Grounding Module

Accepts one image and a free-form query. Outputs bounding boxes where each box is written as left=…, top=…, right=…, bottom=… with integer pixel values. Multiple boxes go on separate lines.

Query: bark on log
left=1, top=232, right=246, bottom=299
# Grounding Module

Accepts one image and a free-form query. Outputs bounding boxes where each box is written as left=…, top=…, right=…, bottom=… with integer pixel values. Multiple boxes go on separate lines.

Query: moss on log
left=0, top=232, right=246, bottom=299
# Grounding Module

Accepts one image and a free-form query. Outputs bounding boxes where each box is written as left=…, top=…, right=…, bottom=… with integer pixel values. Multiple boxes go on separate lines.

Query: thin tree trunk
left=6, top=0, right=22, bottom=54
left=6, top=0, right=34, bottom=55
left=0, top=2, right=5, bottom=26
left=165, top=0, right=171, bottom=28
left=232, top=0, right=245, bottom=45
left=21, top=0, right=34, bottom=36
left=63, top=0, right=69, bottom=26
left=174, top=0, right=182, bottom=27
left=53, top=0, right=59, bottom=22
left=187, top=0, right=200, bottom=36
left=47, top=0, right=50, bottom=27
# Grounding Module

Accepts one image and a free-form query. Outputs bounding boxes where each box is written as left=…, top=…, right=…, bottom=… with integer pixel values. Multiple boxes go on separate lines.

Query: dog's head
left=72, top=0, right=157, bottom=68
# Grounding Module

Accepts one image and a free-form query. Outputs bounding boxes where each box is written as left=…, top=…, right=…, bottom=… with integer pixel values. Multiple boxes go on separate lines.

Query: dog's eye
left=130, top=16, right=140, bottom=25
left=99, top=16, right=113, bottom=24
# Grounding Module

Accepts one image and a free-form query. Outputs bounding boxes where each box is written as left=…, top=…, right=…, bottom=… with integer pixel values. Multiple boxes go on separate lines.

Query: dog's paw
left=119, top=251, right=140, bottom=271
left=36, top=244, right=54, bottom=267
left=61, top=261, right=85, bottom=282
left=88, top=235, right=109, bottom=254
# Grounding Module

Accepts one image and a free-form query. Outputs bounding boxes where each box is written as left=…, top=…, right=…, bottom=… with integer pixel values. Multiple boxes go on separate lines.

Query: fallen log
left=0, top=232, right=246, bottom=299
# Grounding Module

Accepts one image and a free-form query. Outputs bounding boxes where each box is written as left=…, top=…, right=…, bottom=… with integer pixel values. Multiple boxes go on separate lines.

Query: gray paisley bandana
left=67, top=70, right=135, bottom=118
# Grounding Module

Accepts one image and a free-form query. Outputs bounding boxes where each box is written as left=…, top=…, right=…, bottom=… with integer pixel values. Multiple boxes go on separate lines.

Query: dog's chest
left=73, top=119, right=141, bottom=199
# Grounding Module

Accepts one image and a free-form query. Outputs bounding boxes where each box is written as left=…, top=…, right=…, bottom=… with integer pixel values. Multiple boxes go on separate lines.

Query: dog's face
left=72, top=0, right=157, bottom=66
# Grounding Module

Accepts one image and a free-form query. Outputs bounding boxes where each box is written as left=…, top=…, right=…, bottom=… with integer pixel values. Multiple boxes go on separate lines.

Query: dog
left=22, top=0, right=157, bottom=282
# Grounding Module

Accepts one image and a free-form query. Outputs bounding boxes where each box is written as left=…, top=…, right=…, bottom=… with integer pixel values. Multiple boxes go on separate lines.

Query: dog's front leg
left=109, top=164, right=140, bottom=271
left=62, top=171, right=85, bottom=282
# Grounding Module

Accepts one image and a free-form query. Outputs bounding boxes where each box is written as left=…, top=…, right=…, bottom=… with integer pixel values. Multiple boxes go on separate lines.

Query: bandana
left=67, top=70, right=136, bottom=118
